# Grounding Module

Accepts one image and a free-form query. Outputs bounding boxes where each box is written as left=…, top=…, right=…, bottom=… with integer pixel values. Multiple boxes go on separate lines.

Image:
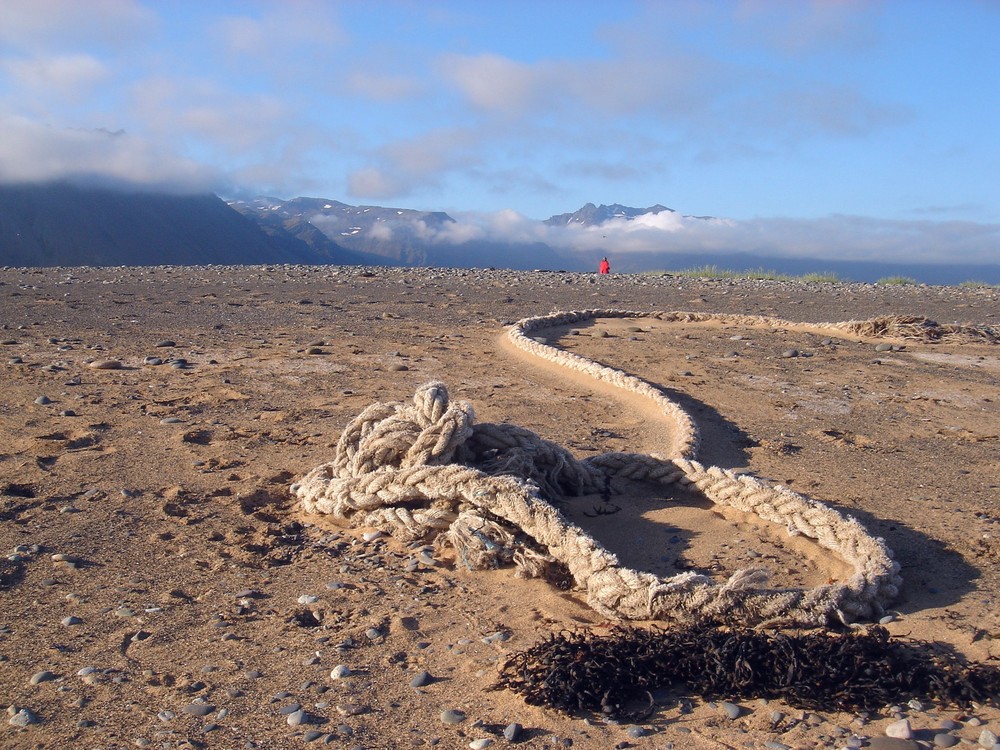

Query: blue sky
left=1, top=0, right=998, bottom=266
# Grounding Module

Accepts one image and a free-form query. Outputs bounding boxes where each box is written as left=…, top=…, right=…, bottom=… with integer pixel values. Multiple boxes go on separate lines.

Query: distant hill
left=231, top=197, right=567, bottom=269
left=545, top=202, right=675, bottom=226
left=0, top=183, right=345, bottom=267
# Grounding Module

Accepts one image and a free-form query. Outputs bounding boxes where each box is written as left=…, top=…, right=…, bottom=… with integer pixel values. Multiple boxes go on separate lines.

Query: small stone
left=626, top=725, right=646, bottom=737
left=781, top=349, right=798, bottom=358
left=303, top=730, right=323, bottom=742
left=286, top=709, right=307, bottom=726
left=155, top=340, right=176, bottom=348
left=503, top=723, right=523, bottom=742
left=410, top=671, right=432, bottom=688
left=886, top=718, right=912, bottom=739
left=182, top=703, right=215, bottom=717
left=362, top=530, right=383, bottom=542
left=335, top=703, right=367, bottom=716
left=29, top=670, right=57, bottom=685
left=441, top=709, right=465, bottom=724
left=481, top=631, right=510, bottom=645
left=879, top=614, right=896, bottom=624
left=306, top=347, right=324, bottom=355
left=469, top=740, right=492, bottom=750
left=34, top=395, right=51, bottom=405
left=278, top=703, right=302, bottom=715
left=764, top=743, right=791, bottom=750
left=979, top=730, right=999, bottom=748
left=720, top=701, right=742, bottom=719
left=297, top=594, right=319, bottom=605
left=933, top=734, right=960, bottom=748
left=365, top=627, right=382, bottom=640
left=143, top=356, right=163, bottom=366
left=868, top=738, right=919, bottom=750
left=59, top=409, right=77, bottom=417
left=61, top=616, right=82, bottom=626
left=330, top=665, right=350, bottom=679
left=8, top=708, right=37, bottom=727
left=875, top=342, right=894, bottom=352
left=88, top=359, right=124, bottom=370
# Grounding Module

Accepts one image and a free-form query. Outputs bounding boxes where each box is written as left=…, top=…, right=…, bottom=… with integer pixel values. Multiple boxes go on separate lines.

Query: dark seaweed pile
left=495, top=625, right=999, bottom=717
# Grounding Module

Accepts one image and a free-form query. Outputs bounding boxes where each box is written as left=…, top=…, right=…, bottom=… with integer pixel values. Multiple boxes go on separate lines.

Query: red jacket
left=599, top=259, right=610, bottom=274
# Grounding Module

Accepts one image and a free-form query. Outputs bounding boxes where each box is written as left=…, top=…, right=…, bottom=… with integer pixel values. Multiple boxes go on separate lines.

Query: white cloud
left=0, top=114, right=220, bottom=192
left=0, top=0, right=157, bottom=52
left=379, top=206, right=999, bottom=267
left=347, top=167, right=407, bottom=200
left=2, top=54, right=108, bottom=98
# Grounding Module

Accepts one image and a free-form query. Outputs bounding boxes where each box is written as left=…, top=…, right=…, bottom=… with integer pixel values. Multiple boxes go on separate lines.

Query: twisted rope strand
left=291, top=310, right=928, bottom=627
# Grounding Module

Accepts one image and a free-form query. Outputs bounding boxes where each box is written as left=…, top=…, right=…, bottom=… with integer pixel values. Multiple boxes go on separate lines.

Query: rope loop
left=293, top=311, right=913, bottom=627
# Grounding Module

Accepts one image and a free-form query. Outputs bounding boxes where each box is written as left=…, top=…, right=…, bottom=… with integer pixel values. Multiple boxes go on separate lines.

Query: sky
left=1, top=0, right=998, bottom=267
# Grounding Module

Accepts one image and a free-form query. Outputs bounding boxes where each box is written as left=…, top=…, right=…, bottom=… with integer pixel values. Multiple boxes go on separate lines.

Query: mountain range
left=1, top=183, right=998, bottom=284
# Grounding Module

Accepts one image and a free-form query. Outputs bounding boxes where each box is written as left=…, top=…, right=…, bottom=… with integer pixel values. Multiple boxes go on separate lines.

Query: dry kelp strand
left=495, top=625, right=1000, bottom=717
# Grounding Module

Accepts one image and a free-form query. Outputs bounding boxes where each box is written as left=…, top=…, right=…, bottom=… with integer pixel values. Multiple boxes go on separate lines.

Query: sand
left=1, top=264, right=997, bottom=749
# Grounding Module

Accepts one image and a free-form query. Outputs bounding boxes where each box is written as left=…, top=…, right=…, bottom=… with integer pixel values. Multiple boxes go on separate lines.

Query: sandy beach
left=1, top=264, right=997, bottom=750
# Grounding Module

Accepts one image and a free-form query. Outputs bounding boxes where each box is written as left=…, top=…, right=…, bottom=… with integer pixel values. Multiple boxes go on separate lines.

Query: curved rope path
left=290, top=310, right=994, bottom=628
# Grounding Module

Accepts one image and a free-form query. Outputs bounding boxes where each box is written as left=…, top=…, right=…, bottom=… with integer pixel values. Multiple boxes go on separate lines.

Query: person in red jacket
left=599, top=257, right=610, bottom=274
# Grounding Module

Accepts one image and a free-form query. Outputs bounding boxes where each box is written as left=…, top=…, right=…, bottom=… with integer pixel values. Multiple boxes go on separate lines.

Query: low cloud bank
left=412, top=209, right=1000, bottom=267
left=0, top=115, right=222, bottom=193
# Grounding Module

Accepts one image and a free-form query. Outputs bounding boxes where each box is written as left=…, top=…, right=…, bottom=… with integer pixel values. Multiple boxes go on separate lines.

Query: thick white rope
left=293, top=310, right=914, bottom=627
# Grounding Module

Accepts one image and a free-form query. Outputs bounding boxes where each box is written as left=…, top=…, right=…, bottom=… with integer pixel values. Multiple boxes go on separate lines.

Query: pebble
left=469, top=740, right=492, bottom=749
left=440, top=709, right=466, bottom=724
left=781, top=349, right=798, bottom=358
left=764, top=743, right=791, bottom=750
left=182, top=703, right=215, bottom=717
left=285, top=709, right=307, bottom=726
left=365, top=627, right=383, bottom=640
left=979, top=730, right=999, bottom=748
left=278, top=703, right=302, bottom=715
left=297, top=594, right=319, bottom=604
left=410, top=670, right=432, bottom=687
left=330, top=665, right=351, bottom=679
left=159, top=417, right=183, bottom=424
left=868, top=738, right=919, bottom=750
left=335, top=703, right=367, bottom=716
left=934, top=734, right=960, bottom=748
left=362, top=530, right=383, bottom=542
left=875, top=342, right=894, bottom=352
left=158, top=710, right=175, bottom=722
left=8, top=708, right=38, bottom=727
left=34, top=395, right=51, bottom=405
left=155, top=340, right=176, bottom=347
left=886, top=718, right=912, bottom=739
left=143, top=356, right=163, bottom=366
left=303, top=730, right=324, bottom=742
left=720, top=701, right=742, bottom=719
left=61, top=616, right=82, bottom=626
left=59, top=409, right=76, bottom=417
left=503, top=723, right=523, bottom=741
left=626, top=725, right=646, bottom=737
left=879, top=614, right=896, bottom=624
left=88, top=358, right=124, bottom=369
left=29, top=670, right=56, bottom=685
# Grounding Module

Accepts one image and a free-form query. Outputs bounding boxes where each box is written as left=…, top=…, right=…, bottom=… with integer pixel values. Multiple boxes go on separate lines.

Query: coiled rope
left=292, top=310, right=920, bottom=627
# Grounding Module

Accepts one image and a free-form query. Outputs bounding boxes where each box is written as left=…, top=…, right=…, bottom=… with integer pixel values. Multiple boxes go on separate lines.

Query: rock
left=8, top=708, right=38, bottom=726
left=781, top=349, right=798, bottom=358
left=61, top=616, right=82, bottom=626
left=886, top=719, right=912, bottom=739
left=330, top=665, right=350, bottom=679
left=979, top=730, right=999, bottom=748
left=88, top=359, right=124, bottom=370
left=503, top=723, right=523, bottom=741
left=440, top=709, right=465, bottom=724
left=34, top=395, right=51, bottom=405
left=410, top=670, right=432, bottom=687
left=286, top=709, right=307, bottom=726
left=335, top=703, right=367, bottom=716
left=155, top=340, right=176, bottom=348
left=933, top=734, right=959, bottom=748
left=469, top=740, right=492, bottom=749
left=868, top=738, right=919, bottom=750
left=182, top=703, right=215, bottom=717
left=29, top=670, right=57, bottom=685
left=875, top=342, right=894, bottom=352
left=720, top=701, right=743, bottom=719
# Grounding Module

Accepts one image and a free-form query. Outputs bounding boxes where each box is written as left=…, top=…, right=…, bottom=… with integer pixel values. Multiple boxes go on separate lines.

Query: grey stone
left=440, top=709, right=465, bottom=724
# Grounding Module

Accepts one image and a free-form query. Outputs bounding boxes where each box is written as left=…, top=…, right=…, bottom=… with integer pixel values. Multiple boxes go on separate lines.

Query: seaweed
left=495, top=625, right=999, bottom=718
